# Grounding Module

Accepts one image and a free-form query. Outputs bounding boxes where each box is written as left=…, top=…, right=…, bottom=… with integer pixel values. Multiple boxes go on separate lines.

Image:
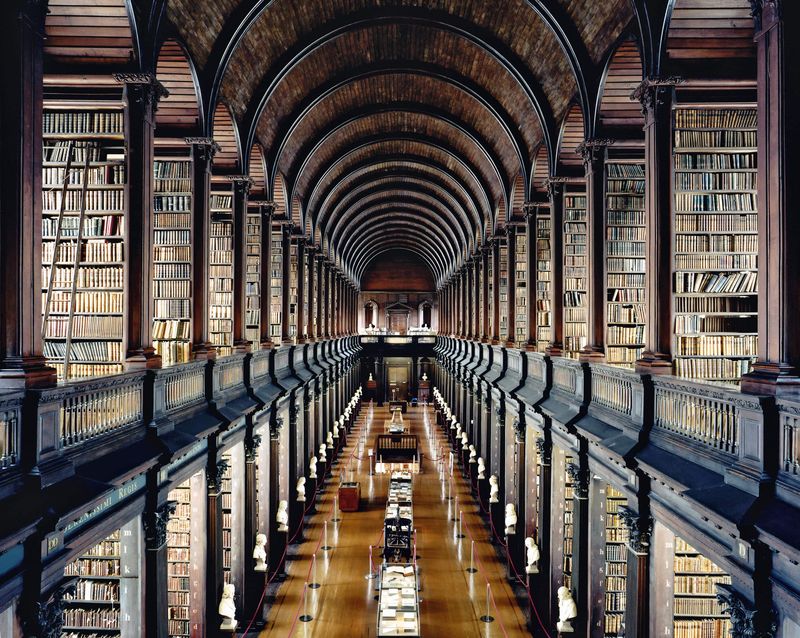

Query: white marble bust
left=276, top=500, right=289, bottom=532
left=326, top=431, right=334, bottom=448
left=219, top=583, right=237, bottom=630
left=368, top=373, right=374, bottom=381
left=477, top=457, right=486, bottom=479
left=489, top=474, right=499, bottom=503
left=504, top=503, right=517, bottom=535
left=525, top=537, right=540, bottom=574
left=318, top=443, right=327, bottom=463
left=253, top=533, right=267, bottom=572
left=296, top=477, right=306, bottom=502
left=557, top=586, right=578, bottom=632
left=469, top=444, right=477, bottom=463
left=309, top=455, right=318, bottom=479
left=461, top=431, right=469, bottom=450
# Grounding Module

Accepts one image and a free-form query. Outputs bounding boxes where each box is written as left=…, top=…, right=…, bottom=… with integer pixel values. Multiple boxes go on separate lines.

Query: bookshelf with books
left=672, top=106, right=758, bottom=384
left=152, top=154, right=193, bottom=365
left=563, top=188, right=588, bottom=357
left=562, top=456, right=575, bottom=591
left=221, top=454, right=233, bottom=584
left=672, top=536, right=732, bottom=638
left=288, top=240, right=299, bottom=341
left=269, top=223, right=283, bottom=341
left=209, top=187, right=234, bottom=356
left=515, top=227, right=528, bottom=345
left=603, top=486, right=628, bottom=636
left=536, top=209, right=552, bottom=351
left=605, top=160, right=647, bottom=367
left=245, top=207, right=261, bottom=349
left=498, top=237, right=509, bottom=342
left=61, top=519, right=140, bottom=638
left=41, top=104, right=127, bottom=381
left=487, top=247, right=494, bottom=339
left=220, top=448, right=244, bottom=594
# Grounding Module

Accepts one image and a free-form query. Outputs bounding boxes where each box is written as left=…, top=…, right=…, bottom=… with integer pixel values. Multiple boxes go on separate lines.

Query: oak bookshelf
left=245, top=205, right=261, bottom=349
left=41, top=102, right=127, bottom=380
left=535, top=208, right=552, bottom=351
left=269, top=222, right=283, bottom=340
left=209, top=185, right=234, bottom=356
left=498, top=235, right=509, bottom=342
left=514, top=227, right=528, bottom=345
left=563, top=187, right=588, bottom=357
left=603, top=486, right=627, bottom=636
left=671, top=105, right=758, bottom=384
left=166, top=481, right=192, bottom=637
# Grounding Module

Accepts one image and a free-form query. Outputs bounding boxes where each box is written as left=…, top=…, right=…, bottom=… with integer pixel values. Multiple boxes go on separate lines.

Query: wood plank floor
left=257, top=403, right=530, bottom=637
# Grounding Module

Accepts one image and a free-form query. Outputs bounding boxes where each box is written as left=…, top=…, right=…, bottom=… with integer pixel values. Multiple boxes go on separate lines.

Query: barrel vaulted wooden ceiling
left=44, top=0, right=757, bottom=286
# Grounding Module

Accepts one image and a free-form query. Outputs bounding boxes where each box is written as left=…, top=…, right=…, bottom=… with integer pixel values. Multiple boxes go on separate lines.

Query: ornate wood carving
left=144, top=501, right=177, bottom=548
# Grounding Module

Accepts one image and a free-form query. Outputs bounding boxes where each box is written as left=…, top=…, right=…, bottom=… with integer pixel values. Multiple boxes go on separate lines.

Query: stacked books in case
left=563, top=194, right=587, bottom=357
left=377, top=564, right=419, bottom=636
left=673, top=537, right=731, bottom=638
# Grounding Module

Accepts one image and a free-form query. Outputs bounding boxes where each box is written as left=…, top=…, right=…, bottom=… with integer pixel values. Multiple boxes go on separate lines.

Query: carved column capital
left=566, top=461, right=589, bottom=499
left=270, top=415, right=284, bottom=440
left=535, top=437, right=552, bottom=464
left=749, top=0, right=781, bottom=30
left=144, top=501, right=176, bottom=548
left=618, top=506, right=653, bottom=554
left=245, top=433, right=262, bottom=462
left=114, top=73, right=169, bottom=112
left=228, top=174, right=254, bottom=196
left=630, top=76, right=685, bottom=116
left=575, top=138, right=615, bottom=168
left=512, top=416, right=525, bottom=443
left=716, top=584, right=777, bottom=638
left=185, top=137, right=221, bottom=163
left=27, top=583, right=75, bottom=638
left=207, top=458, right=229, bottom=495
left=495, top=405, right=505, bottom=427
left=543, top=177, right=567, bottom=202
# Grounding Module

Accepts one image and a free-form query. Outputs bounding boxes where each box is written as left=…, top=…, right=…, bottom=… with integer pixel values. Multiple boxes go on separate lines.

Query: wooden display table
left=338, top=481, right=361, bottom=512
left=389, top=400, right=408, bottom=413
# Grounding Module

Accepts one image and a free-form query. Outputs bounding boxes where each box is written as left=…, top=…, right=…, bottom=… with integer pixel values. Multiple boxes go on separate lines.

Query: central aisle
left=259, top=402, right=530, bottom=637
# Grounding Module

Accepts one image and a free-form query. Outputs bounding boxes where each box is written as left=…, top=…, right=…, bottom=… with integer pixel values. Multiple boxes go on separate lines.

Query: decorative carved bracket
left=207, top=458, right=229, bottom=494
left=28, top=582, right=76, bottom=638
left=543, top=176, right=568, bottom=202
left=228, top=174, right=255, bottom=196
left=184, top=137, right=221, bottom=162
left=495, top=405, right=505, bottom=427
left=716, top=584, right=777, bottom=638
left=630, top=76, right=684, bottom=116
left=270, top=415, right=284, bottom=440
left=512, top=417, right=525, bottom=443
left=534, top=437, right=552, bottom=464
left=144, top=501, right=177, bottom=548
left=566, top=461, right=589, bottom=498
left=575, top=138, right=616, bottom=166
left=113, top=73, right=169, bottom=111
left=245, top=434, right=262, bottom=462
left=618, top=506, right=653, bottom=554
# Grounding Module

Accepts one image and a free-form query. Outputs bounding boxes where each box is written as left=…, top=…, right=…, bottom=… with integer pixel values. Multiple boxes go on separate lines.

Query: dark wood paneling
left=361, top=249, right=435, bottom=291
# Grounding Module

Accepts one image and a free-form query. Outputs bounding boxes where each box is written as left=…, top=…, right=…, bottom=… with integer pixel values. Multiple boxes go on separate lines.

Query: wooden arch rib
left=556, top=103, right=585, bottom=174
left=331, top=192, right=464, bottom=262
left=307, top=147, right=490, bottom=229
left=337, top=208, right=460, bottom=274
left=211, top=103, right=240, bottom=171
left=532, top=144, right=551, bottom=193
left=290, top=197, right=302, bottom=225
left=155, top=39, right=202, bottom=133
left=349, top=228, right=449, bottom=282
left=287, top=106, right=509, bottom=214
left=313, top=160, right=480, bottom=232
left=272, top=173, right=288, bottom=219
left=321, top=169, right=475, bottom=249
left=510, top=174, right=526, bottom=219
left=235, top=14, right=559, bottom=170
left=45, top=0, right=137, bottom=67
left=248, top=144, right=268, bottom=197
left=304, top=135, right=490, bottom=241
left=596, top=38, right=644, bottom=134
left=268, top=70, right=530, bottom=197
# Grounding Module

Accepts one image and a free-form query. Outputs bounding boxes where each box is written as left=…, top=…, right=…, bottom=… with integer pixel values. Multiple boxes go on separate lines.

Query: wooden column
left=188, top=138, right=219, bottom=360
left=619, top=507, right=653, bottom=638
left=116, top=74, right=166, bottom=369
left=307, top=246, right=317, bottom=341
left=472, top=254, right=481, bottom=340
left=296, top=238, right=306, bottom=343
left=315, top=255, right=324, bottom=340
left=231, top=176, right=253, bottom=353
left=482, top=245, right=490, bottom=342
left=545, top=179, right=565, bottom=356
left=268, top=417, right=285, bottom=580
left=533, top=437, right=553, bottom=626
left=567, top=460, right=590, bottom=636
left=281, top=224, right=292, bottom=345
left=633, top=78, right=679, bottom=373
left=205, top=454, right=225, bottom=632
left=506, top=225, right=517, bottom=347
left=243, top=435, right=265, bottom=623
left=491, top=236, right=501, bottom=344
left=0, top=0, right=55, bottom=387
left=742, top=0, right=800, bottom=393
left=143, top=493, right=172, bottom=637
left=524, top=204, right=538, bottom=350
left=578, top=140, right=609, bottom=362
left=259, top=203, right=275, bottom=348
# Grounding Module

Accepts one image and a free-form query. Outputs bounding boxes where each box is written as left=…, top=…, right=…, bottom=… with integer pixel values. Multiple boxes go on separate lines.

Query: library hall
left=0, top=0, right=798, bottom=636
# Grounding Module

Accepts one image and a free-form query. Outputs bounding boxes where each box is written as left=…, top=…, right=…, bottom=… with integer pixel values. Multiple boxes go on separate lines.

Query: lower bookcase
left=221, top=445, right=245, bottom=596
left=603, top=486, right=627, bottom=637
left=166, top=471, right=205, bottom=638
left=61, top=518, right=141, bottom=638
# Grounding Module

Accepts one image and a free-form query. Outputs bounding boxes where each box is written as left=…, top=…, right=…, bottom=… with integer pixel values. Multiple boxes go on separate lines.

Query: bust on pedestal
left=296, top=477, right=306, bottom=502
left=309, top=456, right=318, bottom=479
left=468, top=444, right=477, bottom=463
left=253, top=533, right=267, bottom=572
left=219, top=583, right=237, bottom=631
left=557, top=586, right=577, bottom=633
left=326, top=432, right=334, bottom=449
left=461, top=431, right=469, bottom=450
left=276, top=500, right=289, bottom=532
left=525, top=537, right=540, bottom=574
left=318, top=443, right=327, bottom=463
left=504, top=503, right=517, bottom=535
left=477, top=457, right=486, bottom=479
left=489, top=475, right=499, bottom=503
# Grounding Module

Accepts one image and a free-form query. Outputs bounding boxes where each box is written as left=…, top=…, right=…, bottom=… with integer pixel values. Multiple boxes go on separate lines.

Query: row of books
left=675, top=213, right=756, bottom=233
left=607, top=226, right=645, bottom=241
left=608, top=258, right=645, bottom=272
left=607, top=242, right=645, bottom=257
left=674, top=108, right=757, bottom=129
left=154, top=160, right=191, bottom=179
left=153, top=320, right=191, bottom=340
left=43, top=165, right=125, bottom=186
left=43, top=241, right=124, bottom=264
left=674, top=271, right=757, bottom=294
left=686, top=324, right=759, bottom=350
left=155, top=263, right=191, bottom=279
left=608, top=288, right=645, bottom=303
left=154, top=196, right=191, bottom=212
left=607, top=326, right=645, bottom=344
left=44, top=141, right=108, bottom=163
left=156, top=341, right=192, bottom=364
left=674, top=253, right=757, bottom=271
left=44, top=341, right=123, bottom=362
left=154, top=299, right=191, bottom=318
left=43, top=265, right=122, bottom=289
left=674, top=598, right=727, bottom=616
left=64, top=579, right=119, bottom=603
left=45, top=291, right=123, bottom=314
left=63, top=608, right=120, bottom=629
left=607, top=347, right=643, bottom=364
left=675, top=171, right=756, bottom=190
left=155, top=230, right=191, bottom=245
left=42, top=215, right=121, bottom=237
left=154, top=280, right=190, bottom=298
left=673, top=358, right=752, bottom=381
left=65, top=558, right=120, bottom=578
left=675, top=234, right=757, bottom=253
left=674, top=192, right=756, bottom=212
left=154, top=246, right=191, bottom=262
left=674, top=315, right=754, bottom=334
left=674, top=153, right=755, bottom=170
left=44, top=111, right=124, bottom=135
left=45, top=316, right=122, bottom=338
left=43, top=189, right=125, bottom=212
left=674, top=130, right=756, bottom=148
left=167, top=482, right=193, bottom=637
left=673, top=620, right=731, bottom=638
